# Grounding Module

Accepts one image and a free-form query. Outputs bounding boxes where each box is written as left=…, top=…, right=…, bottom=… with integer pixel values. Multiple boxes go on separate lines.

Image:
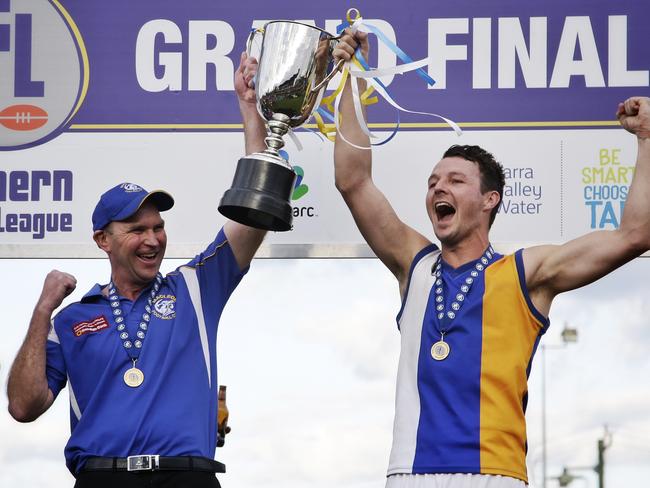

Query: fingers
left=51, top=270, right=77, bottom=296
left=38, top=270, right=77, bottom=313
left=624, top=97, right=641, bottom=116
left=617, top=97, right=650, bottom=138
left=236, top=51, right=247, bottom=74
left=64, top=274, right=77, bottom=294
left=237, top=51, right=258, bottom=89
left=617, top=98, right=640, bottom=121
left=618, top=96, right=648, bottom=116
left=356, top=30, right=369, bottom=47
left=333, top=41, right=356, bottom=62
left=333, top=28, right=371, bottom=64
left=333, top=28, right=360, bottom=62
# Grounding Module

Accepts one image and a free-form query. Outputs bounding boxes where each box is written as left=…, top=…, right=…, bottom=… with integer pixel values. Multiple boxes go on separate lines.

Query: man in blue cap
left=7, top=53, right=264, bottom=488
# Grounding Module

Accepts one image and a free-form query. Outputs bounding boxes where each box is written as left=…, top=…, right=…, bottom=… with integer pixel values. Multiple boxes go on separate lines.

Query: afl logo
left=0, top=0, right=88, bottom=150
left=0, top=104, right=48, bottom=131
left=153, top=295, right=176, bottom=320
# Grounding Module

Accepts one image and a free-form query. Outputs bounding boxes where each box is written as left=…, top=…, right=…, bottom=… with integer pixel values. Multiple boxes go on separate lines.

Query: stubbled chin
left=136, top=259, right=162, bottom=277
left=436, top=216, right=455, bottom=228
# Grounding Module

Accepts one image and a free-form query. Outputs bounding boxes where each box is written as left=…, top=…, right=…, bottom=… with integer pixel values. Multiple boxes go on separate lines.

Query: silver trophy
left=219, top=21, right=343, bottom=231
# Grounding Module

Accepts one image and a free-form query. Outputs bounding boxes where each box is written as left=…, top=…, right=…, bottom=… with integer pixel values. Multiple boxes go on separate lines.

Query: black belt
left=83, top=455, right=225, bottom=473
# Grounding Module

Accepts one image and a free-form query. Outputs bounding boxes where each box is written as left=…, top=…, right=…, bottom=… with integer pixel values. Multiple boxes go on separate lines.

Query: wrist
left=33, top=303, right=55, bottom=320
left=238, top=98, right=258, bottom=115
left=239, top=105, right=266, bottom=128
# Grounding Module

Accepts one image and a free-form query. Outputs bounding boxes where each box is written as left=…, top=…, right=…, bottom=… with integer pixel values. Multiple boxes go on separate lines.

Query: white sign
left=0, top=127, right=638, bottom=258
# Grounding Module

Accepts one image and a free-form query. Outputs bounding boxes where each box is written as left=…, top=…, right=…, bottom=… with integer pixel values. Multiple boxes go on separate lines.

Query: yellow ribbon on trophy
left=313, top=8, right=461, bottom=148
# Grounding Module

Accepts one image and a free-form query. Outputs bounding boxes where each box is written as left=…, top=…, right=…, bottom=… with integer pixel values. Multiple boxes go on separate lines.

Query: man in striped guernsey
left=7, top=53, right=266, bottom=488
left=333, top=30, right=650, bottom=488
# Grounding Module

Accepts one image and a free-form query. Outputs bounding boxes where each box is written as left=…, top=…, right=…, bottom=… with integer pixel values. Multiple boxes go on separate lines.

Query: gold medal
left=124, top=367, right=144, bottom=387
left=431, top=340, right=450, bottom=361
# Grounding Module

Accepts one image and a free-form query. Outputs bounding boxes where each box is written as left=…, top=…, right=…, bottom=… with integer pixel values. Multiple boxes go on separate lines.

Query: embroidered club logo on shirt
left=153, top=294, right=176, bottom=319
left=72, top=315, right=110, bottom=337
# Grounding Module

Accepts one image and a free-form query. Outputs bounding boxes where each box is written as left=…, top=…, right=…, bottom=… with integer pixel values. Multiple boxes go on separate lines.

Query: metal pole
left=540, top=326, right=577, bottom=488
left=596, top=438, right=605, bottom=488
left=542, top=344, right=547, bottom=488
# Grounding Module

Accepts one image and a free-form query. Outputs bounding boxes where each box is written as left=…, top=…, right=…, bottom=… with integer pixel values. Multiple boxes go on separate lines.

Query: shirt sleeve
left=46, top=319, right=68, bottom=398
left=176, top=227, right=248, bottom=329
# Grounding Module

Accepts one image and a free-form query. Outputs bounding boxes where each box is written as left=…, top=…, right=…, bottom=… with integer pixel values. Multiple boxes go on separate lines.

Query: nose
left=142, top=229, right=160, bottom=247
left=433, top=180, right=448, bottom=195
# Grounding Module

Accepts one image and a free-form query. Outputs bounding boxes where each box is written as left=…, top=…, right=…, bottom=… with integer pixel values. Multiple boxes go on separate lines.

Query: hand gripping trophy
left=219, top=20, right=344, bottom=231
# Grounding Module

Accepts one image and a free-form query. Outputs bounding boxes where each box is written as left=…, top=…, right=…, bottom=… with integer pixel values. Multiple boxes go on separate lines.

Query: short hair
left=442, top=145, right=505, bottom=228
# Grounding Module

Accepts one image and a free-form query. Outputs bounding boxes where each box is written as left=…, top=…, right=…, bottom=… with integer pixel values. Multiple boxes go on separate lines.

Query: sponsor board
left=0, top=1, right=648, bottom=257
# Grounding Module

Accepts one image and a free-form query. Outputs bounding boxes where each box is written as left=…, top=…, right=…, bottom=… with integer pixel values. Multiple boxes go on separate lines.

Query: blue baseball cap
left=92, top=182, right=174, bottom=231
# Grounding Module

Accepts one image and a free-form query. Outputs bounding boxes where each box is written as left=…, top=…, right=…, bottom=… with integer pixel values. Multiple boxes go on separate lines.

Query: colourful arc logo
left=292, top=166, right=309, bottom=200
left=278, top=150, right=309, bottom=201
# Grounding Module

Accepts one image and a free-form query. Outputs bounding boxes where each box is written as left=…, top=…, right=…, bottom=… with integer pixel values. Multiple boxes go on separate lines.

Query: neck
left=110, top=276, right=150, bottom=301
left=440, top=234, right=490, bottom=268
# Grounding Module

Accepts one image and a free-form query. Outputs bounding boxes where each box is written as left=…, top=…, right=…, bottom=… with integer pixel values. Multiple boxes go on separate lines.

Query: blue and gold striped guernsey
left=389, top=244, right=549, bottom=483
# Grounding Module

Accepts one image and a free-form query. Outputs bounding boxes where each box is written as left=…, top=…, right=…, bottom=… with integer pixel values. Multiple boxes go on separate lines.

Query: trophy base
left=218, top=156, right=297, bottom=232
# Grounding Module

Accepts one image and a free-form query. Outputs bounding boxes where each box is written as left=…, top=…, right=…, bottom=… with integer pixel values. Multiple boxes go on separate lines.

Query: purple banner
left=1, top=0, right=649, bottom=150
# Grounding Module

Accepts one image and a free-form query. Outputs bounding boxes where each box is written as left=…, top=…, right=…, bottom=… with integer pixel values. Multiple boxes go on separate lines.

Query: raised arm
left=7, top=270, right=76, bottom=422
left=524, top=96, right=650, bottom=316
left=223, top=52, right=268, bottom=269
left=333, top=30, right=430, bottom=292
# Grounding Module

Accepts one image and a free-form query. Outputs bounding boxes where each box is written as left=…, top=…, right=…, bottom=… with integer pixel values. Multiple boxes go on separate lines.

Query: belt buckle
left=127, top=454, right=160, bottom=471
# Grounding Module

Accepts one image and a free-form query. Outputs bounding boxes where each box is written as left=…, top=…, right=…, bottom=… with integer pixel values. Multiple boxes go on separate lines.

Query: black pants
left=74, top=470, right=221, bottom=488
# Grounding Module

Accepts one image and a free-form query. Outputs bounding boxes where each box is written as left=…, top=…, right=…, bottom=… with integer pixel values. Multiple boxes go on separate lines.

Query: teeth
left=434, top=201, right=456, bottom=219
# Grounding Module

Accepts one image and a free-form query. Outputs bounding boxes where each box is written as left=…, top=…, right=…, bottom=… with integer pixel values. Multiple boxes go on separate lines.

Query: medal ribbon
left=108, top=273, right=163, bottom=361
left=432, top=246, right=495, bottom=337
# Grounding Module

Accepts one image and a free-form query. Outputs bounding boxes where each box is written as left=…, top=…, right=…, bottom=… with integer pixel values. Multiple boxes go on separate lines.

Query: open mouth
left=435, top=202, right=456, bottom=221
left=138, top=252, right=158, bottom=263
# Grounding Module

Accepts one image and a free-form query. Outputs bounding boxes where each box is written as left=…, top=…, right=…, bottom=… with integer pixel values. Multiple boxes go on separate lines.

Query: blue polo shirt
left=45, top=229, right=246, bottom=474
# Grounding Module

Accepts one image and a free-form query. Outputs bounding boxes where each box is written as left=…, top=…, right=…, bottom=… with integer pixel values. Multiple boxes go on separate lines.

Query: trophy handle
left=311, top=7, right=361, bottom=93
left=246, top=27, right=264, bottom=58
left=311, top=58, right=345, bottom=93
left=310, top=6, right=360, bottom=95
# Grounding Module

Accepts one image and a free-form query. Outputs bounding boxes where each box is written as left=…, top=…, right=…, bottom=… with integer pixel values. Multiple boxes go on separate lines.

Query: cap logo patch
left=73, top=315, right=110, bottom=337
left=153, top=294, right=176, bottom=319
left=120, top=183, right=143, bottom=193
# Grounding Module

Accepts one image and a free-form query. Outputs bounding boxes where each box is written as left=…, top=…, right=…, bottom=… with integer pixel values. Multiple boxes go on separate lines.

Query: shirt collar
left=80, top=283, right=107, bottom=303
left=79, top=277, right=166, bottom=303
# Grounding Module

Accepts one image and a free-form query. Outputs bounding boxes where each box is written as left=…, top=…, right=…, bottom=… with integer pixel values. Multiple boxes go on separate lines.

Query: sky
left=1, top=254, right=649, bottom=488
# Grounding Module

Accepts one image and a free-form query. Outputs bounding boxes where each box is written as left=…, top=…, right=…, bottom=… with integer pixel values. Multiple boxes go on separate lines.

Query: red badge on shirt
left=73, top=316, right=110, bottom=337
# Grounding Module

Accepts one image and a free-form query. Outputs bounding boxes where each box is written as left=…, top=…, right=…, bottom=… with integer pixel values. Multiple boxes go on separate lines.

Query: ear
left=483, top=190, right=501, bottom=212
left=93, top=229, right=111, bottom=253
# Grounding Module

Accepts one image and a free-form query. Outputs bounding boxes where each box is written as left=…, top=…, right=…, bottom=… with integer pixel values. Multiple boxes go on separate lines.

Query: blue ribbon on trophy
left=315, top=8, right=461, bottom=150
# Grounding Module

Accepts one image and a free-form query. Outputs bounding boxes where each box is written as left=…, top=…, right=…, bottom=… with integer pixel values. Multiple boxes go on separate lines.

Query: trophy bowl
left=219, top=21, right=342, bottom=231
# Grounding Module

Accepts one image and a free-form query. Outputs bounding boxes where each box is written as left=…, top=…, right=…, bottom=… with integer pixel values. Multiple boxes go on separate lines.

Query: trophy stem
left=263, top=113, right=291, bottom=161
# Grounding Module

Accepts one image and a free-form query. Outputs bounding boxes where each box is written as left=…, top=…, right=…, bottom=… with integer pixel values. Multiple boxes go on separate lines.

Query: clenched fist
left=36, top=270, right=77, bottom=315
left=617, top=97, right=650, bottom=140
